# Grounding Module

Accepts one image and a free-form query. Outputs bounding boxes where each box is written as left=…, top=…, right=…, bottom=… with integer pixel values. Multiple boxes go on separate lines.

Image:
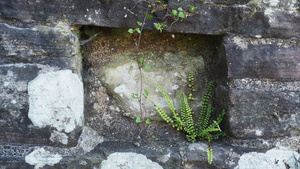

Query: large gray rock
left=235, top=147, right=300, bottom=169
left=100, top=51, right=206, bottom=121
left=28, top=70, right=84, bottom=133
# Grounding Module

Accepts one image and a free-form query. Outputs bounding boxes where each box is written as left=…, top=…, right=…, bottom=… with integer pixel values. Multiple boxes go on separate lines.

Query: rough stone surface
left=49, top=131, right=69, bottom=145
left=0, top=20, right=82, bottom=74
left=0, top=0, right=299, bottom=38
left=0, top=63, right=80, bottom=145
left=235, top=147, right=300, bottom=169
left=224, top=34, right=300, bottom=140
left=228, top=87, right=300, bottom=139
left=225, top=35, right=300, bottom=80
left=28, top=70, right=84, bottom=133
left=101, top=51, right=205, bottom=120
left=100, top=152, right=163, bottom=169
left=25, top=148, right=62, bottom=169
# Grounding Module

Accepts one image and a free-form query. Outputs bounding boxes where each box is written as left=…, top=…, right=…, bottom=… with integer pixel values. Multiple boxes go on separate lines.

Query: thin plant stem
left=136, top=8, right=149, bottom=123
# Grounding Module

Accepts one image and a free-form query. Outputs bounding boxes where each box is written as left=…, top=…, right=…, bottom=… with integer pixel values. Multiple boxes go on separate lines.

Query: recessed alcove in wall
left=79, top=25, right=228, bottom=143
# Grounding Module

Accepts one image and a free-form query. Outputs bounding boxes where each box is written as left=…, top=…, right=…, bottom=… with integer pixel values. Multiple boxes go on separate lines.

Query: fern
left=150, top=71, right=225, bottom=164
left=196, top=82, right=214, bottom=132
left=207, top=147, right=213, bottom=164
left=154, top=83, right=182, bottom=129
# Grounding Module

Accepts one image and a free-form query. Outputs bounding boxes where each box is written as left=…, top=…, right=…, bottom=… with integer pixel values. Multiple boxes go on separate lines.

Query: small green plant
left=146, top=71, right=226, bottom=164
left=128, top=0, right=196, bottom=126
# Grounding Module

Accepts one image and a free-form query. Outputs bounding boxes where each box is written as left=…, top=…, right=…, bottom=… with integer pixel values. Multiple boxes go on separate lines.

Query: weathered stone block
left=0, top=64, right=82, bottom=146
left=0, top=64, right=57, bottom=144
left=100, top=51, right=206, bottom=121
left=1, top=0, right=299, bottom=38
left=0, top=20, right=82, bottom=74
left=228, top=78, right=300, bottom=139
left=225, top=35, right=300, bottom=80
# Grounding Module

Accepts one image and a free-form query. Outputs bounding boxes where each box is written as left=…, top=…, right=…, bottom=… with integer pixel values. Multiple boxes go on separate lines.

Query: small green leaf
left=189, top=6, right=196, bottom=13
left=152, top=135, right=156, bottom=138
left=144, top=89, right=149, bottom=97
left=155, top=0, right=161, bottom=4
left=154, top=23, right=165, bottom=33
left=131, top=93, right=137, bottom=99
left=147, top=14, right=153, bottom=20
left=128, top=28, right=135, bottom=34
left=128, top=65, right=134, bottom=74
left=136, top=117, right=142, bottom=123
left=151, top=9, right=157, bottom=13
left=178, top=7, right=183, bottom=11
left=139, top=57, right=144, bottom=63
left=137, top=21, right=142, bottom=26
left=145, top=63, right=151, bottom=70
left=165, top=14, right=172, bottom=17
left=146, top=118, right=150, bottom=124
left=178, top=11, right=185, bottom=18
left=135, top=28, right=141, bottom=34
left=172, top=10, right=177, bottom=16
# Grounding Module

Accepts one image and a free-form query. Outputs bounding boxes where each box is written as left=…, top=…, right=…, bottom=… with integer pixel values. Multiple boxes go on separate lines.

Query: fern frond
left=155, top=104, right=174, bottom=123
left=176, top=91, right=186, bottom=130
left=183, top=93, right=196, bottom=142
left=198, top=121, right=220, bottom=140
left=207, top=147, right=213, bottom=164
left=216, top=109, right=226, bottom=124
left=154, top=83, right=183, bottom=129
left=196, top=82, right=214, bottom=132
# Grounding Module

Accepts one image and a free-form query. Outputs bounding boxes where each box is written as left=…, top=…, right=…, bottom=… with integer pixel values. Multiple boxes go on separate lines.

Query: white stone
left=25, top=148, right=62, bottom=169
left=28, top=70, right=84, bottom=133
left=255, top=130, right=263, bottom=136
left=101, top=152, right=163, bottom=169
left=235, top=148, right=300, bottom=169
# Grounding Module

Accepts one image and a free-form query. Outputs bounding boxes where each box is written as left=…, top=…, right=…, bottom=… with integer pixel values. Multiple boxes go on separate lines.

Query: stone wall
left=0, top=0, right=299, bottom=168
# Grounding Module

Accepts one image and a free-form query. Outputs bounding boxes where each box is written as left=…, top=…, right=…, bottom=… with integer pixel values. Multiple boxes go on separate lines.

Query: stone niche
left=79, top=26, right=228, bottom=142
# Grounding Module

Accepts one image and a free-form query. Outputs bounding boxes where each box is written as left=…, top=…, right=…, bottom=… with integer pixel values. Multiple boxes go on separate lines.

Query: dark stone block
left=224, top=35, right=300, bottom=80
left=228, top=89, right=300, bottom=139
left=0, top=0, right=299, bottom=38
left=0, top=64, right=80, bottom=147
left=0, top=21, right=78, bottom=60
